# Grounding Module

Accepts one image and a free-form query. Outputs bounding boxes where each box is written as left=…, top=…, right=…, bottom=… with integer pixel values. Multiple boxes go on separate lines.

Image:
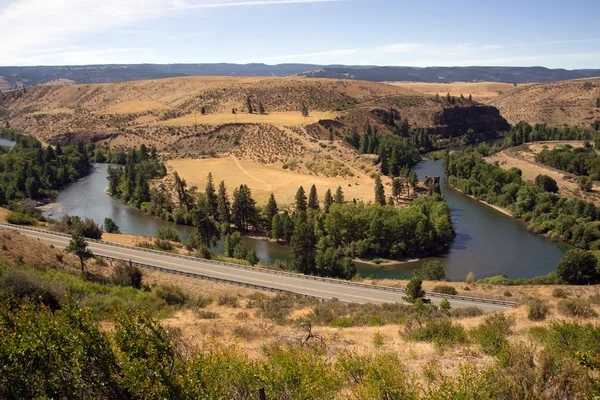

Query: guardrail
left=0, top=222, right=517, bottom=307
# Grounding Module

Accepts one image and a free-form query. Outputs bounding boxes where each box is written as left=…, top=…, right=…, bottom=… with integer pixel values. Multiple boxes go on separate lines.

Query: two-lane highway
left=2, top=223, right=515, bottom=312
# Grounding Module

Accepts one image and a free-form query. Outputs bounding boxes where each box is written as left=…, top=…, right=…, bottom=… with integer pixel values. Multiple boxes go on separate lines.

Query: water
left=44, top=161, right=568, bottom=281
left=0, top=137, right=16, bottom=148
left=43, top=164, right=291, bottom=264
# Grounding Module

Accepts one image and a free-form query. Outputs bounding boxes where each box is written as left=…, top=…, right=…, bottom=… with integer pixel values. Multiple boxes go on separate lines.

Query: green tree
left=246, top=249, right=259, bottom=266
left=200, top=106, right=206, bottom=115
left=103, top=218, right=120, bottom=234
left=290, top=213, right=316, bottom=274
left=217, top=180, right=231, bottom=224
left=404, top=276, right=426, bottom=303
left=556, top=249, right=600, bottom=284
left=308, top=185, right=319, bottom=211
left=392, top=178, right=402, bottom=200
left=205, top=173, right=218, bottom=218
left=231, top=185, right=257, bottom=232
left=414, top=260, right=446, bottom=281
left=264, top=193, right=278, bottom=232
left=191, top=196, right=220, bottom=247
left=258, top=102, right=265, bottom=115
left=468, top=94, right=473, bottom=102
left=295, top=186, right=307, bottom=212
left=328, top=126, right=334, bottom=143
left=535, top=174, right=559, bottom=193
left=374, top=175, right=386, bottom=206
left=301, top=103, right=309, bottom=117
left=334, top=186, right=345, bottom=205
left=578, top=176, right=593, bottom=192
left=323, top=188, right=334, bottom=213
left=463, top=128, right=476, bottom=144
left=66, top=232, right=93, bottom=272
left=224, top=232, right=242, bottom=257
left=246, top=96, right=253, bottom=113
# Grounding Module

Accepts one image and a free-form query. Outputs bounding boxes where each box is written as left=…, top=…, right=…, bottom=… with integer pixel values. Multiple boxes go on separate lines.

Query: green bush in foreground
left=470, top=312, right=515, bottom=356
left=527, top=298, right=549, bottom=321
left=406, top=319, right=468, bottom=348
left=5, top=212, right=36, bottom=225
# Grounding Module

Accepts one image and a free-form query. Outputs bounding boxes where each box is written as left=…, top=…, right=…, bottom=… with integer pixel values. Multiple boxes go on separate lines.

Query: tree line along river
left=40, top=156, right=568, bottom=281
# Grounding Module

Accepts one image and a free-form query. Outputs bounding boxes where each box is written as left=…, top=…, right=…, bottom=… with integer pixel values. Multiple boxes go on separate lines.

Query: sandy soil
left=385, top=81, right=528, bottom=99
left=167, top=156, right=375, bottom=206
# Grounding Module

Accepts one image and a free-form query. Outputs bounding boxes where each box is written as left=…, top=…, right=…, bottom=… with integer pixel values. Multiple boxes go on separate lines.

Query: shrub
left=589, top=294, right=600, bottom=305
left=1, top=269, right=63, bottom=310
left=432, top=285, right=457, bottom=295
left=154, top=239, right=173, bottom=251
left=53, top=215, right=103, bottom=239
left=470, top=313, right=515, bottom=355
left=330, top=317, right=353, bottom=327
left=155, top=227, right=181, bottom=243
left=406, top=319, right=468, bottom=348
left=191, top=296, right=213, bottom=308
left=503, top=290, right=512, bottom=297
left=111, top=261, right=143, bottom=289
left=218, top=295, right=239, bottom=308
left=196, top=311, right=219, bottom=319
left=449, top=306, right=483, bottom=318
left=556, top=249, right=600, bottom=284
left=6, top=212, right=36, bottom=225
left=558, top=299, right=598, bottom=318
left=245, top=249, right=259, bottom=266
left=466, top=271, right=475, bottom=284
left=154, top=284, right=188, bottom=305
left=195, top=245, right=212, bottom=260
left=439, top=298, right=451, bottom=311
left=103, top=217, right=120, bottom=234
left=527, top=298, right=549, bottom=321
left=235, top=312, right=249, bottom=320
left=531, top=321, right=600, bottom=356
left=414, top=260, right=446, bottom=281
left=552, top=288, right=569, bottom=298
left=373, top=332, right=384, bottom=347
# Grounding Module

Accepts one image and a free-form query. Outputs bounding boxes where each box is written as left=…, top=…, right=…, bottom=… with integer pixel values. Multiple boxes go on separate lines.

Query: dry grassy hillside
left=488, top=77, right=600, bottom=126
left=385, top=81, right=529, bottom=99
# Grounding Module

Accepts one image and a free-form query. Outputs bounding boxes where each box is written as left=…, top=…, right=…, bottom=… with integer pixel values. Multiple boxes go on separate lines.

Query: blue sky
left=1, top=0, right=599, bottom=68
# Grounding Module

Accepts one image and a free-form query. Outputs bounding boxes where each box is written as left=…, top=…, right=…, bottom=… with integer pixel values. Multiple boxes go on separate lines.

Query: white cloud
left=244, top=48, right=358, bottom=62
left=0, top=0, right=345, bottom=65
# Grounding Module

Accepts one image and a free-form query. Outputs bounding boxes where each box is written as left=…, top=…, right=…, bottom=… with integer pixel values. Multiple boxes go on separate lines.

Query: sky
left=1, top=0, right=600, bottom=68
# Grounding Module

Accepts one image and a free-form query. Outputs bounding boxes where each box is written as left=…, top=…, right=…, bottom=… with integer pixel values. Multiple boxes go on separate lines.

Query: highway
left=1, top=223, right=515, bottom=312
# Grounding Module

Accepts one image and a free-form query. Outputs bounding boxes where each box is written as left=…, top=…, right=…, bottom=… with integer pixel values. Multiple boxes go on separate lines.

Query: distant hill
left=1, top=64, right=600, bottom=90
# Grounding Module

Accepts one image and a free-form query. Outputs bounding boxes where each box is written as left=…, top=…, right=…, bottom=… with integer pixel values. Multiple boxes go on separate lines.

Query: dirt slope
left=488, top=77, right=600, bottom=126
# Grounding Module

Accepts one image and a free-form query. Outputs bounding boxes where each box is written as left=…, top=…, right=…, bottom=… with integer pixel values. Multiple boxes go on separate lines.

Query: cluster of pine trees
left=0, top=128, right=92, bottom=205
left=106, top=144, right=166, bottom=208
left=505, top=121, right=597, bottom=146
left=345, top=118, right=431, bottom=177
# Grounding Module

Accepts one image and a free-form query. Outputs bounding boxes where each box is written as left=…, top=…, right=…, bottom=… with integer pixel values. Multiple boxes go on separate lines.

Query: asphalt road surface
left=2, top=223, right=514, bottom=312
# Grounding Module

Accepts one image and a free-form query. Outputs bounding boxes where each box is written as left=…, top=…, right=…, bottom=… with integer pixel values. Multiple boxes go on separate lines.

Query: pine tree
left=323, top=188, right=333, bottom=213
left=217, top=180, right=231, bottom=224
left=205, top=172, right=218, bottom=218
left=308, top=184, right=319, bottom=211
left=328, top=126, right=334, bottom=143
left=290, top=213, right=316, bottom=275
left=469, top=94, right=473, bottom=102
left=446, top=92, right=451, bottom=102
left=264, top=193, right=278, bottom=231
left=301, top=103, right=309, bottom=117
left=334, top=186, right=344, bottom=204
left=246, top=96, right=253, bottom=114
left=434, top=93, right=440, bottom=102
left=66, top=232, right=93, bottom=272
left=201, top=106, right=206, bottom=115
left=258, top=102, right=265, bottom=114
left=350, top=127, right=360, bottom=149
left=389, top=147, right=400, bottom=177
left=392, top=178, right=402, bottom=200
left=374, top=175, right=386, bottom=206
left=295, top=186, right=307, bottom=212
left=192, top=195, right=221, bottom=247
left=232, top=184, right=257, bottom=232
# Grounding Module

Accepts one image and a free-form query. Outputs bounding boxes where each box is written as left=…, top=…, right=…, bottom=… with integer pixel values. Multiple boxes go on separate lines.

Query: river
left=42, top=160, right=568, bottom=281
left=0, top=137, right=16, bottom=148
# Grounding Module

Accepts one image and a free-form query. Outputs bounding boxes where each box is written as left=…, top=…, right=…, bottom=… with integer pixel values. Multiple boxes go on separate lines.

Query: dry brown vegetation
left=488, top=77, right=600, bottom=126
left=385, top=81, right=530, bottom=99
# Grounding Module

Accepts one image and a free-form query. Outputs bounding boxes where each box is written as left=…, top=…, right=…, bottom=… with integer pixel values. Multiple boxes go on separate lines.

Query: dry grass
left=167, top=156, right=375, bottom=205
left=385, top=81, right=529, bottom=99
left=106, top=100, right=167, bottom=113
left=156, top=111, right=339, bottom=126
left=489, top=77, right=600, bottom=126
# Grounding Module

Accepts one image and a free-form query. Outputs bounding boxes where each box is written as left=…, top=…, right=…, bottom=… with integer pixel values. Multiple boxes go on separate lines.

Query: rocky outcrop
left=431, top=105, right=510, bottom=137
